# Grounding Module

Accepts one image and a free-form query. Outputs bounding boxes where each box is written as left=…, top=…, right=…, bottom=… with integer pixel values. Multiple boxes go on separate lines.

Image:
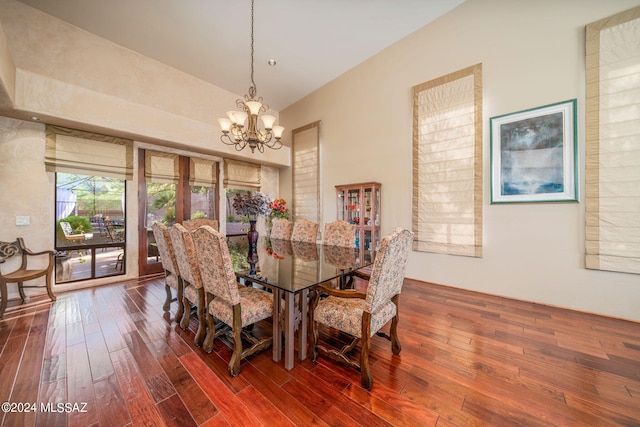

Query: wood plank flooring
left=1, top=276, right=639, bottom=426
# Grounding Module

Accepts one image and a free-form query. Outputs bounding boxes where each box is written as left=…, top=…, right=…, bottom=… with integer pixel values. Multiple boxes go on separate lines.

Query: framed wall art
left=490, top=99, right=578, bottom=203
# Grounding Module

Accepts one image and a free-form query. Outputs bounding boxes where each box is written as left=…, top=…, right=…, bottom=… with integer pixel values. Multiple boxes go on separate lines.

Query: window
left=140, top=150, right=219, bottom=275
left=292, top=122, right=320, bottom=224
left=46, top=125, right=132, bottom=283
left=585, top=7, right=640, bottom=274
left=55, top=174, right=126, bottom=282
left=412, top=64, right=483, bottom=257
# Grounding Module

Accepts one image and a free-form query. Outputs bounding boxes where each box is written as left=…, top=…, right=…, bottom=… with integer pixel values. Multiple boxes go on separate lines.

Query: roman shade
left=292, top=121, right=320, bottom=223
left=144, top=150, right=179, bottom=184
left=45, top=125, right=133, bottom=180
left=412, top=64, right=483, bottom=257
left=223, top=159, right=260, bottom=190
left=189, top=157, right=217, bottom=187
left=585, top=6, right=640, bottom=275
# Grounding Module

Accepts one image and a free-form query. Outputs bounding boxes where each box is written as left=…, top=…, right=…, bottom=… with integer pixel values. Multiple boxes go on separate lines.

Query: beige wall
left=280, top=0, right=640, bottom=321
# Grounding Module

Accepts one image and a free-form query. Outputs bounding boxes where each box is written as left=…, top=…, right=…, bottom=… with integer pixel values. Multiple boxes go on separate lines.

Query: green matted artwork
left=490, top=99, right=578, bottom=203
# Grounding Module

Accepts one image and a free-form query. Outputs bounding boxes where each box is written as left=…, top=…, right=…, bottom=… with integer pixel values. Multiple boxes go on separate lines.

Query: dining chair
left=270, top=218, right=293, bottom=240
left=291, top=219, right=319, bottom=243
left=308, top=227, right=414, bottom=390
left=151, top=222, right=184, bottom=322
left=192, top=225, right=274, bottom=376
left=182, top=218, right=219, bottom=232
left=169, top=223, right=207, bottom=346
left=323, top=220, right=356, bottom=247
left=0, top=238, right=56, bottom=318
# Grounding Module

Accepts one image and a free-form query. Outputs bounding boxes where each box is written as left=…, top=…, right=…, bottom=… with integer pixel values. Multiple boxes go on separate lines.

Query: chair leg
left=163, top=284, right=172, bottom=312
left=194, top=288, right=206, bottom=347
left=175, top=277, right=184, bottom=323
left=0, top=282, right=7, bottom=319
left=229, top=304, right=243, bottom=377
left=18, top=281, right=27, bottom=303
left=360, top=312, right=373, bottom=390
left=203, top=310, right=215, bottom=353
left=45, top=269, right=56, bottom=302
left=308, top=289, right=321, bottom=361
left=180, top=296, right=191, bottom=329
left=390, top=295, right=401, bottom=355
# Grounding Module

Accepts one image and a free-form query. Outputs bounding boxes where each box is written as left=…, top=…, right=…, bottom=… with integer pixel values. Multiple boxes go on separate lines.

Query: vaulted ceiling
left=16, top=0, right=465, bottom=111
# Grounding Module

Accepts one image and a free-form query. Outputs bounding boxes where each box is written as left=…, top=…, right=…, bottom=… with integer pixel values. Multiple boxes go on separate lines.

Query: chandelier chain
left=249, top=0, right=256, bottom=97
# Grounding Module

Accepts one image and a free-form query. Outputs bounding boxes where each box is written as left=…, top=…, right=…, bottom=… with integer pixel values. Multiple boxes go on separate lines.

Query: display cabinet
left=336, top=182, right=381, bottom=251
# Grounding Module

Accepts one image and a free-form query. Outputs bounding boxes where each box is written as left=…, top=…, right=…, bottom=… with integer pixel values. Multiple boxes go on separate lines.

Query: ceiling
left=16, top=0, right=465, bottom=111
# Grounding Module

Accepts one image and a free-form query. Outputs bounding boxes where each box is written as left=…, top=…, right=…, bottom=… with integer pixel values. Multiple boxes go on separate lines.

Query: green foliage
left=226, top=214, right=237, bottom=223
left=191, top=211, right=206, bottom=219
left=58, top=215, right=93, bottom=233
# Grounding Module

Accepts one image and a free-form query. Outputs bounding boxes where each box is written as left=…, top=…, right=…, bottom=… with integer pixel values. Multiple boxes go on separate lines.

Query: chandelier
left=218, top=0, right=284, bottom=153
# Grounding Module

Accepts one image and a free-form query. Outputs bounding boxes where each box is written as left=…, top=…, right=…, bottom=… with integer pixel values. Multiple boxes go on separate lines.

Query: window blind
left=292, top=122, right=320, bottom=223
left=45, top=125, right=133, bottom=180
left=144, top=150, right=179, bottom=184
left=189, top=157, right=217, bottom=187
left=412, top=64, right=483, bottom=257
left=585, top=7, right=640, bottom=274
left=223, top=159, right=261, bottom=190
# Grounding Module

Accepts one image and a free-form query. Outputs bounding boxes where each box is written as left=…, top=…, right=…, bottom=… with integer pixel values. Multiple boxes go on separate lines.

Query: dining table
left=235, top=237, right=375, bottom=370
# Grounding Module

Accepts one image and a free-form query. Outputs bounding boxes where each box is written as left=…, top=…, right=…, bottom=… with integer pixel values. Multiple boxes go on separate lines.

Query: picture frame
left=490, top=99, right=578, bottom=204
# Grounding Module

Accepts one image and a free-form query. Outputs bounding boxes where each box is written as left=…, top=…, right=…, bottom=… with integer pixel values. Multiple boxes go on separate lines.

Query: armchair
left=0, top=238, right=56, bottom=318
left=308, top=227, right=413, bottom=390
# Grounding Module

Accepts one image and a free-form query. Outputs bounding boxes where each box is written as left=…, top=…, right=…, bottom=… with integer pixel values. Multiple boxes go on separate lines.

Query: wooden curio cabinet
left=335, top=182, right=381, bottom=252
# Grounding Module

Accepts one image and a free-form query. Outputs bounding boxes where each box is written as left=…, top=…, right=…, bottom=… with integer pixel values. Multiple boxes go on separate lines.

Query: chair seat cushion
left=165, top=273, right=179, bottom=290
left=314, top=296, right=397, bottom=338
left=3, top=269, right=48, bottom=281
left=208, top=286, right=273, bottom=328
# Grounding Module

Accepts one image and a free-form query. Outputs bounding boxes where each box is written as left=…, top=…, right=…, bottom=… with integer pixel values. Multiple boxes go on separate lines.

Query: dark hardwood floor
left=1, top=276, right=639, bottom=426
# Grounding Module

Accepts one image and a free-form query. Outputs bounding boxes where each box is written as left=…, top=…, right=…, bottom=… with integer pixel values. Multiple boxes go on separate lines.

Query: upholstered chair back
left=365, top=228, right=414, bottom=314
left=291, top=219, right=319, bottom=243
left=270, top=218, right=293, bottom=240
left=323, top=221, right=356, bottom=247
left=192, top=226, right=240, bottom=305
left=151, top=222, right=179, bottom=276
left=170, top=223, right=203, bottom=289
left=182, top=218, right=219, bottom=232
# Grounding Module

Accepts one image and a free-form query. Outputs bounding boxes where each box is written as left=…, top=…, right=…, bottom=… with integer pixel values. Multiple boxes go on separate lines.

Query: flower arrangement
left=232, top=191, right=271, bottom=220
left=268, top=198, right=289, bottom=221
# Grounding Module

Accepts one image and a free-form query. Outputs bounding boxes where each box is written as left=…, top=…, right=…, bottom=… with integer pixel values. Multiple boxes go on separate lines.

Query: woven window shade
left=45, top=125, right=133, bottom=180
left=189, top=157, right=217, bottom=187
left=412, top=64, right=483, bottom=257
left=292, top=122, right=320, bottom=223
left=144, top=150, right=179, bottom=184
left=223, top=159, right=261, bottom=190
left=585, top=7, right=640, bottom=275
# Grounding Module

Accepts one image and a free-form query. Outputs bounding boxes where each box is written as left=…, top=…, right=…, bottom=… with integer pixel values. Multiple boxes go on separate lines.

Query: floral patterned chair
left=192, top=226, right=273, bottom=376
left=270, top=218, right=293, bottom=240
left=291, top=219, right=319, bottom=243
left=169, top=223, right=206, bottom=346
left=0, top=238, right=55, bottom=318
left=308, top=227, right=414, bottom=390
left=182, top=218, right=219, bottom=232
left=151, top=222, right=183, bottom=322
left=323, top=220, right=356, bottom=247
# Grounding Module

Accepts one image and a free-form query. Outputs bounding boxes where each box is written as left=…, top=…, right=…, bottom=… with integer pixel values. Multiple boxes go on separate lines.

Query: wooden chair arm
left=23, top=248, right=55, bottom=257
left=314, top=283, right=366, bottom=299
